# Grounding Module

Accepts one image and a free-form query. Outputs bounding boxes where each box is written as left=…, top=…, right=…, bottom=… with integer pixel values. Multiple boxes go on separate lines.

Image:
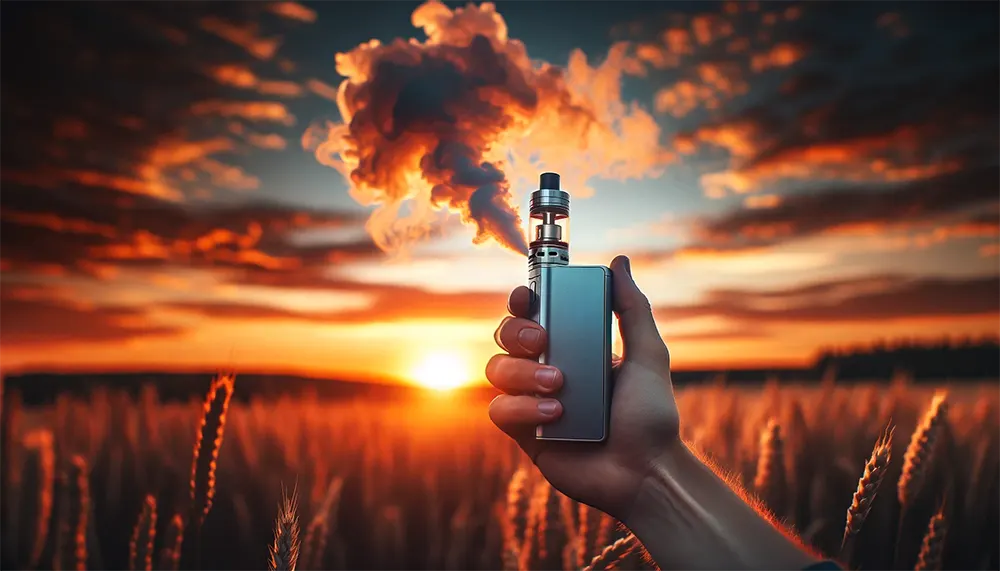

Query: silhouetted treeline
left=812, top=336, right=1000, bottom=382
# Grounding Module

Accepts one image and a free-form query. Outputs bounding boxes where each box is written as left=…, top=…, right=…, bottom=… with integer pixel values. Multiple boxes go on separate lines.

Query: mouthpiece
left=540, top=172, right=560, bottom=190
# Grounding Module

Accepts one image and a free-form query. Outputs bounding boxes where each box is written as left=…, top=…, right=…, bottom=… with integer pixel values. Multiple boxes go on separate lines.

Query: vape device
left=527, top=172, right=614, bottom=442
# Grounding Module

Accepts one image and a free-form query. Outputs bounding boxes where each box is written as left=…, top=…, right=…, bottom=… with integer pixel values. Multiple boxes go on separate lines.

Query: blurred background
left=1, top=1, right=997, bottom=570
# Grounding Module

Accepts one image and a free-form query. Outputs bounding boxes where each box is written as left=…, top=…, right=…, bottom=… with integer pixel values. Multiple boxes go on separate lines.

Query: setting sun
left=410, top=351, right=472, bottom=391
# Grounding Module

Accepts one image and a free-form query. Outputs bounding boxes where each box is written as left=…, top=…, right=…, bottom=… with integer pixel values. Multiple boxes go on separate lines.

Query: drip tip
left=540, top=172, right=560, bottom=190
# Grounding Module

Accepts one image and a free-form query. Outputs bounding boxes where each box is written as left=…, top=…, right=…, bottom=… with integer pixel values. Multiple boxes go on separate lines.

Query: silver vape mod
left=527, top=172, right=614, bottom=442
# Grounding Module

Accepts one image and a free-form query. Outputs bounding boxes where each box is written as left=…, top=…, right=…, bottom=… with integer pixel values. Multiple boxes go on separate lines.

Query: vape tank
left=527, top=172, right=613, bottom=442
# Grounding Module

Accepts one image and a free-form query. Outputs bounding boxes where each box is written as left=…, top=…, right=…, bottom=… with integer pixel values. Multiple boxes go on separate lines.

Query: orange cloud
left=164, top=280, right=509, bottom=325
left=247, top=132, right=287, bottom=150
left=211, top=64, right=259, bottom=88
left=199, top=16, right=282, bottom=60
left=209, top=65, right=303, bottom=97
left=980, top=243, right=1000, bottom=257
left=266, top=2, right=317, bottom=23
left=0, top=284, right=183, bottom=348
left=750, top=43, right=805, bottom=72
left=306, top=78, right=339, bottom=101
left=190, top=100, right=295, bottom=125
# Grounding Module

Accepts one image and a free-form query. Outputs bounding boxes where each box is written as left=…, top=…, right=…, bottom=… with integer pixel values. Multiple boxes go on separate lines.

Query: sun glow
left=410, top=350, right=472, bottom=391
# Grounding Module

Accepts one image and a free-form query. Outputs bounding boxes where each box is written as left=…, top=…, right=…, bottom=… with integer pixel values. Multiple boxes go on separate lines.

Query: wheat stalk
left=753, top=417, right=787, bottom=517
left=54, top=455, right=89, bottom=571
left=300, top=477, right=343, bottom=571
left=269, top=484, right=301, bottom=571
left=898, top=392, right=948, bottom=508
left=839, top=425, right=894, bottom=564
left=914, top=503, right=947, bottom=571
left=22, top=429, right=55, bottom=570
left=156, top=514, right=184, bottom=571
left=583, top=534, right=640, bottom=571
left=190, top=373, right=235, bottom=527
left=502, top=466, right=530, bottom=570
left=129, top=495, right=157, bottom=571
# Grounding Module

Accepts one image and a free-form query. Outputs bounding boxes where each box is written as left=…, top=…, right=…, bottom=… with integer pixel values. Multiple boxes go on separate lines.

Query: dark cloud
left=656, top=274, right=1000, bottom=324
left=658, top=1, right=999, bottom=198
left=690, top=165, right=1000, bottom=248
left=0, top=2, right=308, bottom=203
left=0, top=284, right=183, bottom=347
left=0, top=177, right=379, bottom=283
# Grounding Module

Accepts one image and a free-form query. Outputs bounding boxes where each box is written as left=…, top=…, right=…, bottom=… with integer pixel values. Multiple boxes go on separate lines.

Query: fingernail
left=624, top=256, right=632, bottom=276
left=494, top=316, right=511, bottom=350
left=518, top=327, right=541, bottom=349
left=535, top=367, right=559, bottom=390
left=537, top=400, right=560, bottom=415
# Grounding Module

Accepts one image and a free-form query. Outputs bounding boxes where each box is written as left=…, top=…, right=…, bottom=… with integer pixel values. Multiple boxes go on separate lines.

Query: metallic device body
left=528, top=173, right=614, bottom=442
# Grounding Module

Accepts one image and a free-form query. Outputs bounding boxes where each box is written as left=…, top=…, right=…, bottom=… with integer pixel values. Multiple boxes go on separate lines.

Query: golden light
left=410, top=350, right=471, bottom=391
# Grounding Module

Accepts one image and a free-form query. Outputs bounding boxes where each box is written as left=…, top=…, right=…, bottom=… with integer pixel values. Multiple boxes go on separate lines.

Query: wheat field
left=1, top=376, right=997, bottom=571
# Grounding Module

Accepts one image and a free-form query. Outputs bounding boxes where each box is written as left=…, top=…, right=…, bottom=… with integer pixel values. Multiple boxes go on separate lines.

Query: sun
left=410, top=351, right=470, bottom=391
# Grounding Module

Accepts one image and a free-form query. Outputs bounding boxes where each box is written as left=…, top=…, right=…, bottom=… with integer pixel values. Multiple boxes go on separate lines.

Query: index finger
left=507, top=286, right=533, bottom=318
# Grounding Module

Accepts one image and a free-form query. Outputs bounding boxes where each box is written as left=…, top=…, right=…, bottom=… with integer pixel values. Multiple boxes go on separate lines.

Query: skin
left=486, top=255, right=823, bottom=570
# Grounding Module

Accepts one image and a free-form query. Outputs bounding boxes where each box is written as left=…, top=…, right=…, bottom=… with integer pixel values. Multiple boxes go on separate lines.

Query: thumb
left=610, top=255, right=669, bottom=369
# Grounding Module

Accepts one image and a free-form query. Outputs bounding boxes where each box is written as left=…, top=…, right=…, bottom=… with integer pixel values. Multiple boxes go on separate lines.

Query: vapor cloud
left=304, top=0, right=673, bottom=255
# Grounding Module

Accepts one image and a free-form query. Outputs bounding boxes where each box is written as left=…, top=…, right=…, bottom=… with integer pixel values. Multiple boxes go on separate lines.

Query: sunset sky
left=1, top=1, right=997, bottom=386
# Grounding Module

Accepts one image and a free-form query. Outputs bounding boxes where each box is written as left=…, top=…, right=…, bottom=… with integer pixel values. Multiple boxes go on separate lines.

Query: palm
left=525, top=359, right=680, bottom=518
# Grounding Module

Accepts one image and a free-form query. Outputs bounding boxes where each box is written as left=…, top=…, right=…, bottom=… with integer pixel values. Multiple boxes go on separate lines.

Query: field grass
left=1, top=376, right=997, bottom=570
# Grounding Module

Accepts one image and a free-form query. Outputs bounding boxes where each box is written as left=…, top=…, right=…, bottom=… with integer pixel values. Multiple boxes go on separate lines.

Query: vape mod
left=527, top=172, right=614, bottom=442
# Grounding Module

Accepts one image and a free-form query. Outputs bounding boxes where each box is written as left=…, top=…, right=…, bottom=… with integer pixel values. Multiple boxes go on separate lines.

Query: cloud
left=162, top=282, right=508, bottom=324
left=199, top=15, right=282, bottom=60
left=656, top=274, right=1000, bottom=324
left=0, top=283, right=183, bottom=348
left=673, top=27, right=998, bottom=197
left=0, top=171, right=379, bottom=286
left=190, top=100, right=296, bottom=125
left=208, top=64, right=304, bottom=97
left=265, top=2, right=317, bottom=24
left=304, top=0, right=673, bottom=255
left=0, top=3, right=310, bottom=204
left=688, top=166, right=999, bottom=250
left=616, top=3, right=811, bottom=118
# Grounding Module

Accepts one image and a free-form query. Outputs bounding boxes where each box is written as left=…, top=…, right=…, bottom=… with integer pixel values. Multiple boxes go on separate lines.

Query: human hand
left=486, top=255, right=681, bottom=520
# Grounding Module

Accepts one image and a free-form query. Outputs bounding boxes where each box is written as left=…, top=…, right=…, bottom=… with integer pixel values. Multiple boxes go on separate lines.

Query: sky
left=1, top=1, right=997, bottom=387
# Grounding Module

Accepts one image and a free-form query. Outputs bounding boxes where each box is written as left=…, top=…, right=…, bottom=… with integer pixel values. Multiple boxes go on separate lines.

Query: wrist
left=622, top=440, right=818, bottom=570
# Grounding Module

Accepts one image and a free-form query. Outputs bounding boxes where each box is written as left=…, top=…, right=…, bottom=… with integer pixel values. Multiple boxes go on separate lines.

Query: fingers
left=609, top=256, right=670, bottom=369
left=494, top=316, right=546, bottom=358
left=489, top=394, right=562, bottom=439
left=486, top=354, right=562, bottom=395
left=507, top=285, right=533, bottom=318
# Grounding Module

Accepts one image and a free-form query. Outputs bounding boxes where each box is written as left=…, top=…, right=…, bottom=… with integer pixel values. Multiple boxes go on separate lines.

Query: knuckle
left=637, top=292, right=652, bottom=313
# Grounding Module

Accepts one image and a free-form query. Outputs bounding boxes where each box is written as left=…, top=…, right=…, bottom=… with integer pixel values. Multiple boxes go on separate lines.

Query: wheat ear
left=268, top=484, right=301, bottom=571
left=753, top=417, right=787, bottom=517
left=23, top=429, right=55, bottom=570
left=898, top=393, right=948, bottom=508
left=502, top=467, right=530, bottom=570
left=54, top=455, right=90, bottom=571
left=584, top=534, right=640, bottom=571
left=129, top=495, right=157, bottom=571
left=894, top=392, right=948, bottom=569
left=839, top=425, right=894, bottom=564
left=190, top=373, right=235, bottom=527
left=156, top=514, right=184, bottom=571
left=914, top=503, right=947, bottom=571
left=300, top=477, right=342, bottom=571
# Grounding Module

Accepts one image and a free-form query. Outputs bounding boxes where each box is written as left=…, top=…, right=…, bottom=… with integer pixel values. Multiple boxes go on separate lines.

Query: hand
left=486, top=255, right=681, bottom=520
